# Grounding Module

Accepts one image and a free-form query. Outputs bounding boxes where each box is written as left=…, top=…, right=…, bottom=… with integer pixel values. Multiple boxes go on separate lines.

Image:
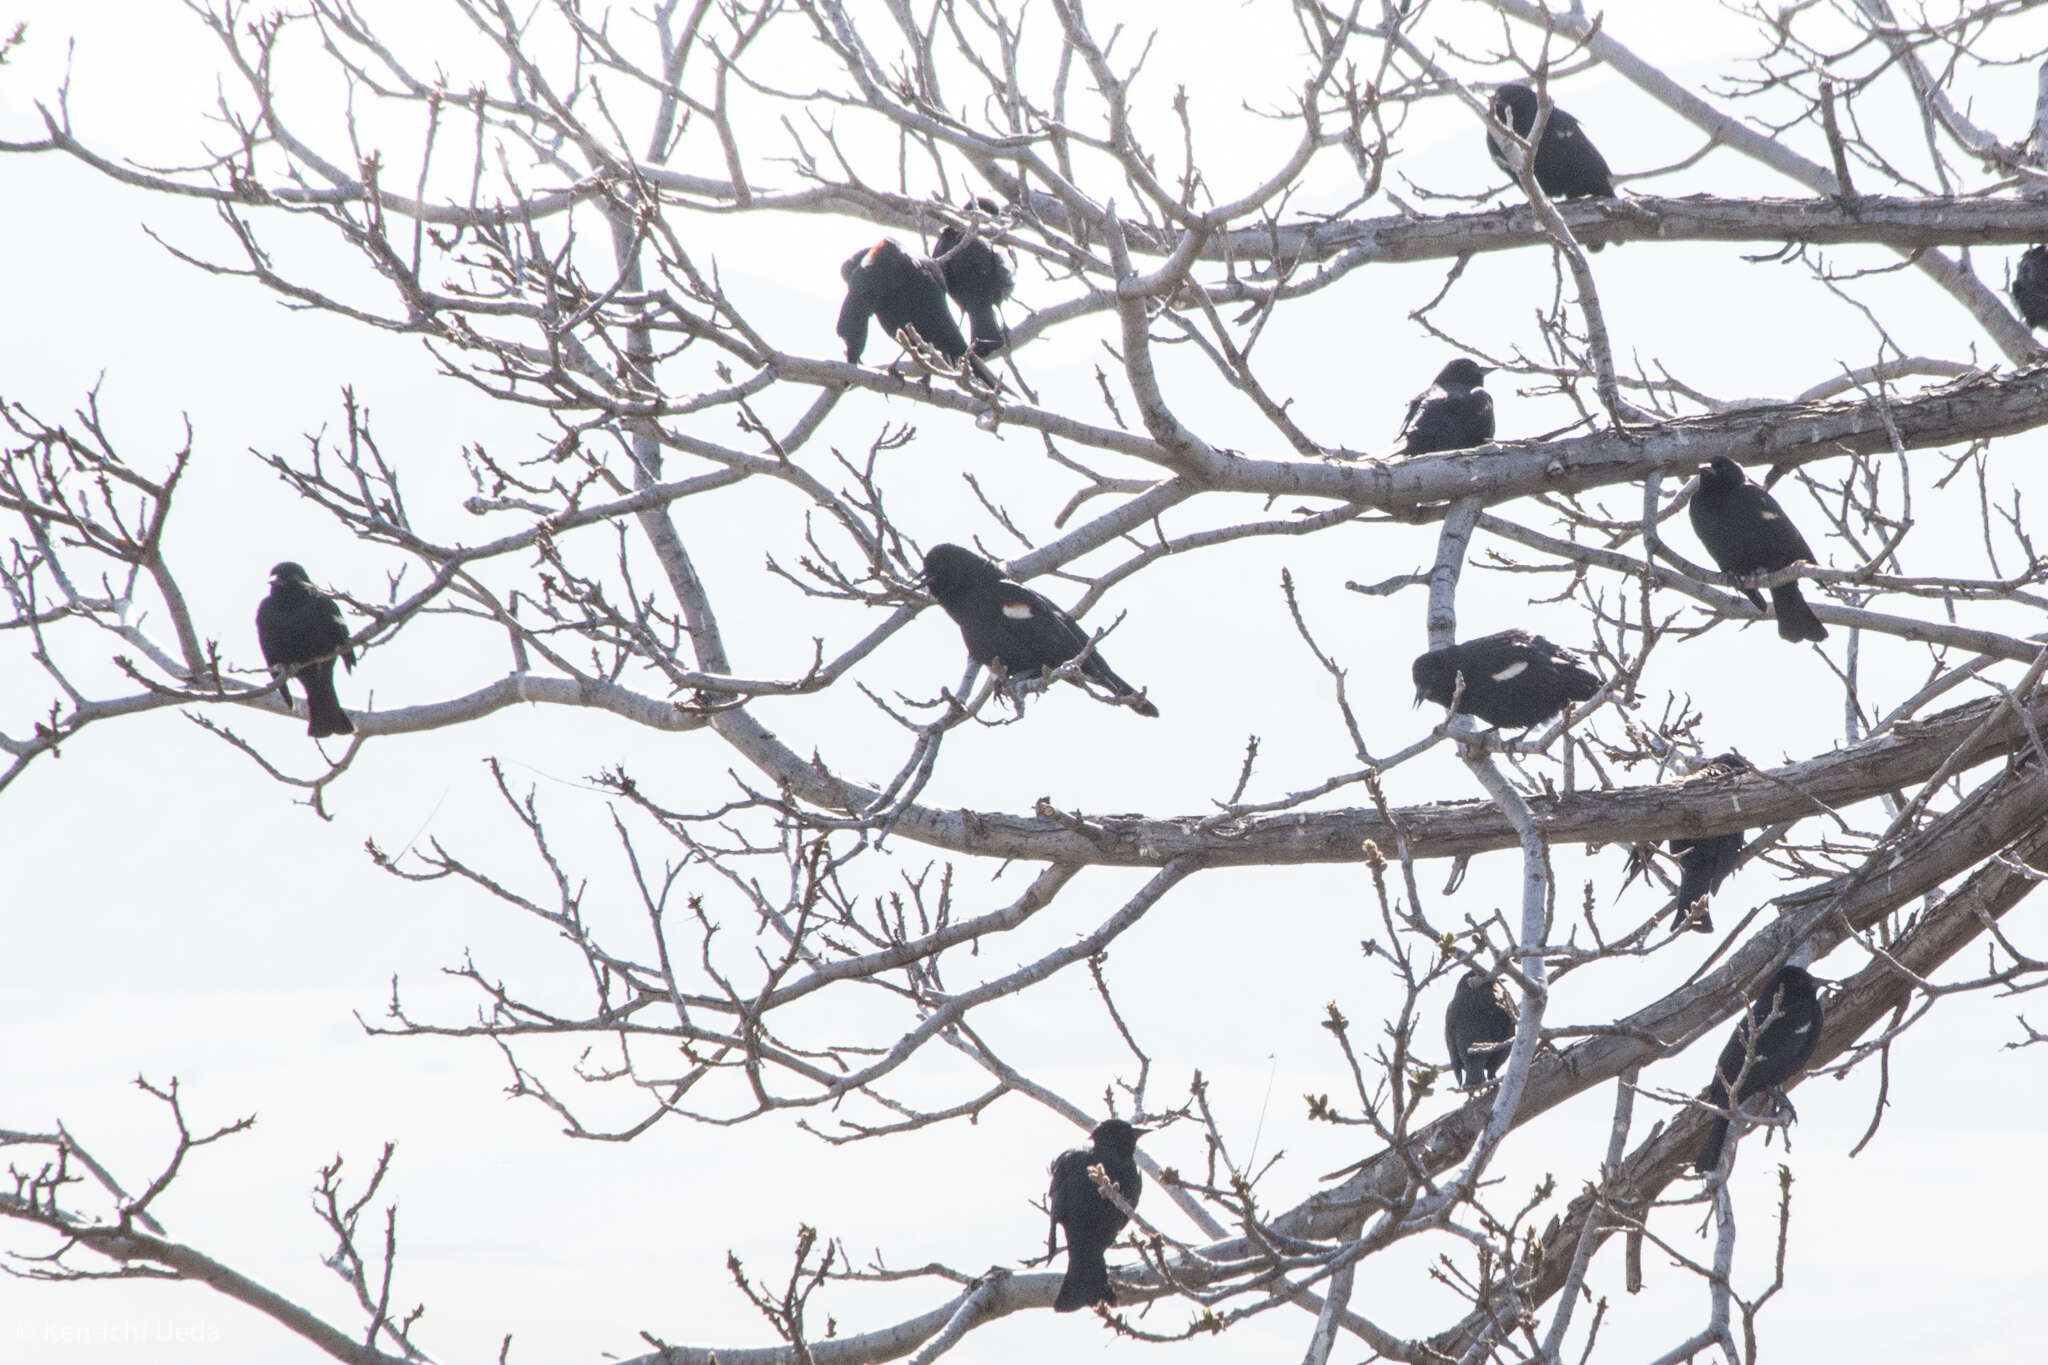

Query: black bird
left=934, top=200, right=1014, bottom=359
left=2013, top=245, right=2048, bottom=329
left=1399, top=359, right=1496, bottom=456
left=922, top=544, right=1158, bottom=717
left=1688, top=456, right=1829, bottom=643
left=1488, top=83, right=1616, bottom=200
left=1695, top=965, right=1823, bottom=1174
left=256, top=561, right=355, bottom=738
left=837, top=239, right=971, bottom=366
left=1667, top=753, right=1752, bottom=933
left=1445, top=970, right=1517, bottom=1088
left=1412, top=630, right=1601, bottom=730
left=1048, top=1118, right=1146, bottom=1312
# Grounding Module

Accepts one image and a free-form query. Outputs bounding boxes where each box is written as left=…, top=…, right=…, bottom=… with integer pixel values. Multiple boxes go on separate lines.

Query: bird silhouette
left=1488, top=83, right=1614, bottom=249
left=1048, top=1118, right=1146, bottom=1312
left=2012, top=245, right=2048, bottom=328
left=934, top=200, right=1014, bottom=359
left=923, top=544, right=1157, bottom=717
left=1445, top=970, right=1517, bottom=1088
left=1412, top=630, right=1601, bottom=730
left=837, top=239, right=971, bottom=365
left=1695, top=965, right=1823, bottom=1174
left=1689, top=456, right=1828, bottom=643
left=1399, top=359, right=1496, bottom=456
left=256, top=561, right=355, bottom=738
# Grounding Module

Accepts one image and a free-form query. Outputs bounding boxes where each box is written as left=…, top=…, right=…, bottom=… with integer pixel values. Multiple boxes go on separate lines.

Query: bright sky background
left=2, top=2, right=2044, bottom=1363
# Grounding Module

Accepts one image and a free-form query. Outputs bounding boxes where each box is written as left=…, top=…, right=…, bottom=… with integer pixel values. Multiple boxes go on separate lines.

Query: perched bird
left=922, top=543, right=1158, bottom=717
left=1688, top=456, right=1829, bottom=643
left=1048, top=1118, right=1146, bottom=1312
left=1667, top=753, right=1752, bottom=933
left=1487, top=83, right=1616, bottom=200
left=837, top=239, right=971, bottom=366
left=934, top=200, right=1014, bottom=359
left=1695, top=965, right=1823, bottom=1174
left=256, top=561, right=356, bottom=738
left=1399, top=359, right=1496, bottom=456
left=1412, top=630, right=1601, bottom=730
left=1445, top=970, right=1517, bottom=1089
left=2013, top=245, right=2048, bottom=329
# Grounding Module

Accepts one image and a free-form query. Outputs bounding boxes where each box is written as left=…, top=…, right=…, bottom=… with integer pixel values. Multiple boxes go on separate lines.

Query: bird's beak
left=1412, top=689, right=1424, bottom=708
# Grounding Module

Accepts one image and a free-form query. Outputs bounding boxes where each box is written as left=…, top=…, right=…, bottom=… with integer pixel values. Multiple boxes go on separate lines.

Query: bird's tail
left=1085, top=658, right=1159, bottom=718
left=1770, top=582, right=1828, bottom=643
left=1671, top=865, right=1714, bottom=934
left=965, top=304, right=1006, bottom=358
left=1694, top=1115, right=1732, bottom=1175
left=301, top=665, right=356, bottom=739
left=1054, top=1250, right=1115, bottom=1312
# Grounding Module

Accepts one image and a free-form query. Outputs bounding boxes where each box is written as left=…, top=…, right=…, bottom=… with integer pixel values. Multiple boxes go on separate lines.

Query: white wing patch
left=1760, top=509, right=1782, bottom=520
left=1002, top=602, right=1036, bottom=620
left=1491, top=660, right=1530, bottom=682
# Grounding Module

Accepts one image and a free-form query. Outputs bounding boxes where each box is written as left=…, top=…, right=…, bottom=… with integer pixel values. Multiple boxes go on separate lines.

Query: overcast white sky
left=3, top=2, right=2045, bottom=1362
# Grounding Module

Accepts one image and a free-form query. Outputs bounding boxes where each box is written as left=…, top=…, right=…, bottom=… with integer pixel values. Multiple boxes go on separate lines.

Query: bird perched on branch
left=1399, top=358, right=1496, bottom=455
left=836, top=238, right=971, bottom=366
left=934, top=199, right=1014, bottom=359
left=1488, top=83, right=1614, bottom=250
left=256, top=561, right=356, bottom=739
left=1048, top=1118, right=1146, bottom=1312
left=1411, top=630, right=1601, bottom=730
left=2013, top=245, right=2048, bottom=329
left=922, top=543, right=1158, bottom=717
left=1687, top=456, right=1829, bottom=643
left=1695, top=964, right=1823, bottom=1174
left=1445, top=970, right=1517, bottom=1088
left=1667, top=753, right=1752, bottom=933
left=1623, top=752, right=1752, bottom=933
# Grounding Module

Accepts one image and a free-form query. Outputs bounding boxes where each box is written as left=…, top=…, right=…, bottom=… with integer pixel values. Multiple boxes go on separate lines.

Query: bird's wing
left=1754, top=489, right=1820, bottom=564
left=319, top=596, right=356, bottom=669
left=997, top=585, right=1090, bottom=660
left=835, top=275, right=873, bottom=359
left=1400, top=390, right=1428, bottom=436
left=254, top=600, right=285, bottom=670
left=1048, top=1149, right=1087, bottom=1222
left=1713, top=485, right=1819, bottom=573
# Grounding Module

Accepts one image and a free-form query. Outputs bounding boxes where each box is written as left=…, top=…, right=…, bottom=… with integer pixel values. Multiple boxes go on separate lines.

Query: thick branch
left=734, top=687, right=2048, bottom=867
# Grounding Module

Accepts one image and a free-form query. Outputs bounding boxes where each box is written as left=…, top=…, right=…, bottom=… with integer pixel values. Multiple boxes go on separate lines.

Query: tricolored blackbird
left=1412, top=630, right=1601, bottom=730
left=1048, top=1118, right=1145, bottom=1312
left=1445, top=970, right=1517, bottom=1088
left=1488, top=83, right=1615, bottom=201
left=934, top=200, right=1014, bottom=359
left=2013, top=245, right=2048, bottom=329
left=1688, top=456, right=1828, bottom=643
left=922, top=544, right=1158, bottom=717
left=256, top=561, right=355, bottom=738
left=1400, top=358, right=1495, bottom=456
left=1695, top=964, right=1823, bottom=1174
left=837, top=239, right=970, bottom=365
